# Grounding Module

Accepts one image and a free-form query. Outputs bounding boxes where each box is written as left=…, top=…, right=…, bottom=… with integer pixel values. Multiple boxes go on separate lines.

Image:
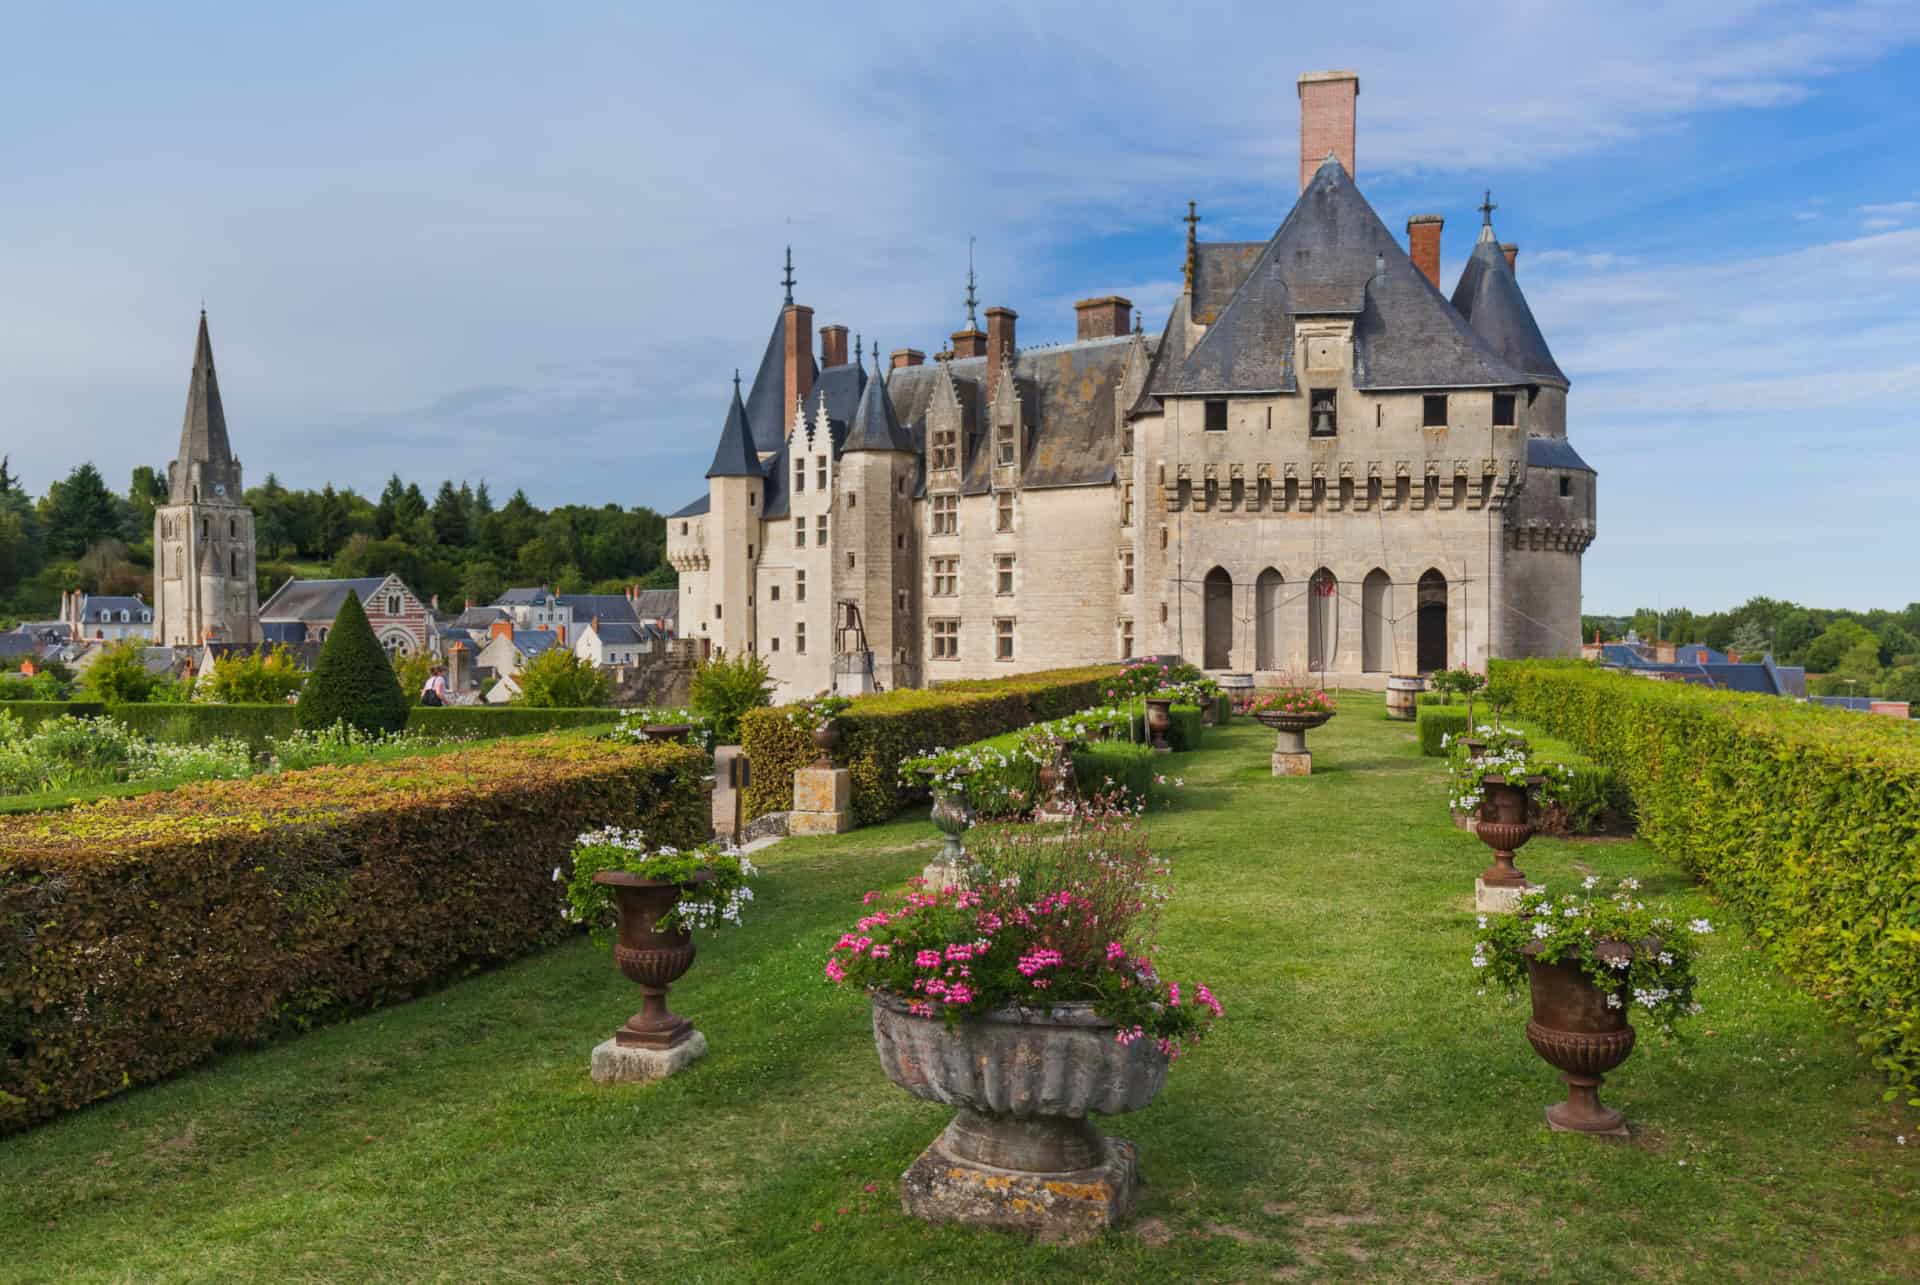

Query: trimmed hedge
left=1, top=702, right=620, bottom=750
left=740, top=665, right=1123, bottom=825
left=1418, top=706, right=1469, bottom=756
left=297, top=590, right=407, bottom=735
left=0, top=735, right=708, bottom=1134
left=1169, top=703, right=1205, bottom=753
left=1492, top=659, right=1920, bottom=1102
left=1073, top=741, right=1157, bottom=800
left=1, top=701, right=109, bottom=731
left=406, top=706, right=619, bottom=739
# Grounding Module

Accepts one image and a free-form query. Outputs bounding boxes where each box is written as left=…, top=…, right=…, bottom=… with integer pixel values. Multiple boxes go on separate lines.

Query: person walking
left=420, top=663, right=449, bottom=707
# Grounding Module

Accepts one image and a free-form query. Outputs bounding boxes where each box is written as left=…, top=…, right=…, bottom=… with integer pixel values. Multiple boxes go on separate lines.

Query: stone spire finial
left=964, top=235, right=979, bottom=328
left=1478, top=189, right=1497, bottom=227
left=855, top=333, right=863, bottom=366
left=1182, top=201, right=1201, bottom=292
left=781, top=246, right=796, bottom=306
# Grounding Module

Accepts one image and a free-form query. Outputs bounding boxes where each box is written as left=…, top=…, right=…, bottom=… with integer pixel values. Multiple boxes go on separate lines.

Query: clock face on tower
left=213, top=483, right=227, bottom=497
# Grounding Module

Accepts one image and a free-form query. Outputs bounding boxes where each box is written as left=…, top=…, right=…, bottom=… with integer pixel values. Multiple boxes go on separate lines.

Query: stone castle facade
left=666, top=70, right=1596, bottom=701
left=153, top=311, right=261, bottom=647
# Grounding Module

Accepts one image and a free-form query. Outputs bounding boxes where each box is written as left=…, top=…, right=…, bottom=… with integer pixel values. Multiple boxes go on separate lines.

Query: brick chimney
left=890, top=348, right=926, bottom=369
left=1407, top=215, right=1443, bottom=290
left=447, top=641, right=470, bottom=692
left=490, top=619, right=513, bottom=641
left=1501, top=243, right=1519, bottom=274
left=985, top=306, right=1017, bottom=392
left=783, top=304, right=814, bottom=421
left=1297, top=70, right=1360, bottom=193
left=557, top=625, right=567, bottom=646
left=1074, top=296, right=1133, bottom=340
left=820, top=324, right=849, bottom=368
left=950, top=326, right=986, bottom=359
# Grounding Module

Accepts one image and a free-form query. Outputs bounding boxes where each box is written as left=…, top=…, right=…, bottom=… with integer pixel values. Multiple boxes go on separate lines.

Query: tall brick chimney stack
left=1297, top=70, right=1360, bottom=193
left=820, top=324, right=849, bottom=368
left=985, top=306, right=1017, bottom=392
left=1407, top=215, right=1443, bottom=290
left=1501, top=243, right=1519, bottom=274
left=890, top=348, right=925, bottom=369
left=1073, top=296, right=1133, bottom=340
left=783, top=304, right=814, bottom=422
left=950, top=326, right=986, bottom=359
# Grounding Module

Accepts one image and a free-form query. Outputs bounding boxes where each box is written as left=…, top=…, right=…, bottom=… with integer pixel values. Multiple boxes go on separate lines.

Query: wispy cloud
left=1858, top=200, right=1920, bottom=230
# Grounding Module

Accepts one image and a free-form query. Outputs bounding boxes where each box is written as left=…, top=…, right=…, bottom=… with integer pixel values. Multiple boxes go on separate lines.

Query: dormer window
left=1423, top=395, right=1447, bottom=427
left=1204, top=400, right=1227, bottom=433
left=1310, top=390, right=1338, bottom=437
left=996, top=423, right=1015, bottom=466
left=932, top=427, right=957, bottom=470
left=1493, top=393, right=1517, bottom=427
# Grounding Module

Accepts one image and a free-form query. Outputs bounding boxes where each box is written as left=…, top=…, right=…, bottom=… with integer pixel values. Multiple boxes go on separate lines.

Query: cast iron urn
left=1522, top=941, right=1638, bottom=1135
left=1474, top=774, right=1540, bottom=887
left=593, top=869, right=712, bottom=1049
left=810, top=717, right=841, bottom=768
left=1143, top=697, right=1174, bottom=753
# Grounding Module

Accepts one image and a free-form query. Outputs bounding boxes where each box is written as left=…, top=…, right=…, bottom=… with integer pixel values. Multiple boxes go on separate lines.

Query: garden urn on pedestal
left=1034, top=748, right=1075, bottom=821
left=1523, top=942, right=1637, bottom=1136
left=641, top=721, right=694, bottom=745
left=1255, top=709, right=1334, bottom=777
left=1473, top=775, right=1543, bottom=913
left=810, top=717, right=841, bottom=768
left=589, top=871, right=711, bottom=1082
left=1143, top=697, right=1174, bottom=753
left=871, top=994, right=1167, bottom=1242
left=923, top=774, right=975, bottom=889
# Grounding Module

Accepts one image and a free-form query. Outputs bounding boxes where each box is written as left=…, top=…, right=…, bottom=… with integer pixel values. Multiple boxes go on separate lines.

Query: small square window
left=1310, top=390, right=1338, bottom=436
left=1423, top=394, right=1447, bottom=427
left=1559, top=476, right=1572, bottom=498
left=1493, top=393, right=1517, bottom=426
left=1204, top=400, right=1227, bottom=432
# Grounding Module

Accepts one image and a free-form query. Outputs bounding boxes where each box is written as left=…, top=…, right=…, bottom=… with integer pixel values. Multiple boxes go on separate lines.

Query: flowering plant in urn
left=560, top=827, right=757, bottom=941
left=1247, top=683, right=1337, bottom=719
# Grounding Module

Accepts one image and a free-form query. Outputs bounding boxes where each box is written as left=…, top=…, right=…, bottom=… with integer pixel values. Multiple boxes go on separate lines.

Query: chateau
left=666, top=70, right=1596, bottom=700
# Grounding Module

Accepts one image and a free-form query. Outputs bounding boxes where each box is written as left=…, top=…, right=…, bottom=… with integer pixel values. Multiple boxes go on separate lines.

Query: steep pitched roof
left=741, top=312, right=819, bottom=453
left=842, top=357, right=915, bottom=453
left=260, top=577, right=390, bottom=622
left=1526, top=438, right=1594, bottom=472
left=705, top=377, right=763, bottom=478
left=1156, top=157, right=1528, bottom=396
left=633, top=589, right=679, bottom=622
left=557, top=594, right=640, bottom=625
left=811, top=361, right=868, bottom=452
left=668, top=493, right=710, bottom=519
left=1451, top=225, right=1569, bottom=388
left=169, top=310, right=243, bottom=503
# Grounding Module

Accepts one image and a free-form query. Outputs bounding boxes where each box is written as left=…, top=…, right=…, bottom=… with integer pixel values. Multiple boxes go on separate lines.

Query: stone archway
left=1203, top=567, right=1233, bottom=670
left=1255, top=568, right=1283, bottom=671
left=1362, top=568, right=1391, bottom=673
left=1417, top=569, right=1448, bottom=673
left=1308, top=568, right=1338, bottom=673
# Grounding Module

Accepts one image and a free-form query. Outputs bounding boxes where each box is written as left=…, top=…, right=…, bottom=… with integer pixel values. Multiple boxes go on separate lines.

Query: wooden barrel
left=1385, top=674, right=1425, bottom=721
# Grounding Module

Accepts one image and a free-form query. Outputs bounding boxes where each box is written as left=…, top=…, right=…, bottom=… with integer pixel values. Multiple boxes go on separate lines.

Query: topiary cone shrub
left=297, top=591, right=408, bottom=736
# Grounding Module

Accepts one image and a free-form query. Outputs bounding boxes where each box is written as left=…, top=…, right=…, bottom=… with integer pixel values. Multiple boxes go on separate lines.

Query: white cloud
left=1858, top=200, right=1920, bottom=230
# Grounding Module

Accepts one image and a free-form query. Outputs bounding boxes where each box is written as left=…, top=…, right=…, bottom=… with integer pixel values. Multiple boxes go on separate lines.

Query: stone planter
left=1523, top=943, right=1637, bottom=1136
left=1034, top=748, right=1075, bottom=820
left=589, top=870, right=713, bottom=1082
left=1385, top=674, right=1425, bottom=721
left=871, top=991, right=1167, bottom=1241
left=1143, top=697, right=1174, bottom=753
left=810, top=718, right=841, bottom=768
left=1254, top=708, right=1334, bottom=776
left=924, top=778, right=974, bottom=888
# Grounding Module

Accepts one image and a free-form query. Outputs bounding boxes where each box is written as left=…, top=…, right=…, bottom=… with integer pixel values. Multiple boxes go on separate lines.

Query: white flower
left=1605, top=993, right=1623, bottom=1009
left=1531, top=921, right=1553, bottom=939
left=1658, top=951, right=1674, bottom=966
left=1476, top=915, right=1488, bottom=929
left=1472, top=955, right=1488, bottom=969
left=552, top=866, right=563, bottom=882
left=1689, top=918, right=1713, bottom=935
left=1620, top=877, right=1640, bottom=891
left=1562, top=906, right=1582, bottom=919
left=1582, top=876, right=1600, bottom=890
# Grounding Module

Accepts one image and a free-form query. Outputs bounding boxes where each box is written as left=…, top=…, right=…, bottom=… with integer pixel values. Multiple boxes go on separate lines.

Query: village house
left=259, top=574, right=436, bottom=656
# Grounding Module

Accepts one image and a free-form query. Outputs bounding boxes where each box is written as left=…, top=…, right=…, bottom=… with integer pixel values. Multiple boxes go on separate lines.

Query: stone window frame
left=816, top=455, right=828, bottom=490
left=1120, top=482, right=1134, bottom=527
left=931, top=556, right=958, bottom=597
left=931, top=618, right=960, bottom=660
left=1119, top=618, right=1134, bottom=659
left=994, top=617, right=1016, bottom=661
left=1422, top=394, right=1448, bottom=427
left=931, top=493, right=958, bottom=536
left=796, top=521, right=806, bottom=548
left=796, top=622, right=806, bottom=654
left=794, top=458, right=806, bottom=493
left=995, top=554, right=1015, bottom=596
left=1204, top=399, right=1228, bottom=432
left=1120, top=548, right=1134, bottom=594
left=995, top=491, right=1014, bottom=533
left=1493, top=393, right=1517, bottom=427
left=796, top=570, right=806, bottom=602
left=815, top=514, right=828, bottom=545
left=932, top=427, right=958, bottom=470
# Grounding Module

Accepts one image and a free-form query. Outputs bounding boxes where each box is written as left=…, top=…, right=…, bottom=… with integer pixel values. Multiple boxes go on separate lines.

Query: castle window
left=681, top=522, right=689, bottom=535
left=932, top=428, right=957, bottom=470
left=1560, top=476, right=1573, bottom=498
left=995, top=618, right=1015, bottom=661
left=932, top=557, right=957, bottom=596
left=1493, top=393, right=1517, bottom=426
left=770, top=636, right=780, bottom=652
left=201, top=518, right=209, bottom=541
left=1121, top=549, right=1134, bottom=594
left=1121, top=483, right=1134, bottom=527
left=895, top=533, right=905, bottom=550
left=898, top=477, right=908, bottom=495
left=389, top=595, right=402, bottom=616
left=796, top=522, right=806, bottom=548
left=796, top=570, right=806, bottom=602
left=996, top=554, right=1015, bottom=595
left=996, top=492, right=1014, bottom=532
left=715, top=604, right=722, bottom=619
left=932, top=493, right=957, bottom=535
left=1119, top=619, right=1134, bottom=658
left=816, top=456, right=827, bottom=489
left=794, top=458, right=805, bottom=493
left=897, top=590, right=908, bottom=613
left=771, top=585, right=780, bottom=602
left=1310, top=390, right=1338, bottom=437
left=847, top=552, right=855, bottom=569
left=1121, top=425, right=1133, bottom=456
left=229, top=553, right=238, bottom=577
left=1159, top=602, right=1168, bottom=623
left=848, top=492, right=856, bottom=509
left=931, top=618, right=959, bottom=660
left=1423, top=395, right=1447, bottom=427
left=1204, top=400, right=1227, bottom=432
left=748, top=544, right=755, bottom=559
left=816, top=515, right=828, bottom=545
left=996, top=422, right=1015, bottom=466
left=796, top=622, right=806, bottom=654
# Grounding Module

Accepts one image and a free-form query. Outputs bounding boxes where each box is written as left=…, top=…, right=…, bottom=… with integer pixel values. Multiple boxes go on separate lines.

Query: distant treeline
left=0, top=456, right=674, bottom=624
left=1581, top=598, right=1920, bottom=701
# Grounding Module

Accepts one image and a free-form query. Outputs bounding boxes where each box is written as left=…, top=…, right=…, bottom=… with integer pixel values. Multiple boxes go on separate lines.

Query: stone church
left=153, top=311, right=261, bottom=647
left=666, top=69, right=1595, bottom=700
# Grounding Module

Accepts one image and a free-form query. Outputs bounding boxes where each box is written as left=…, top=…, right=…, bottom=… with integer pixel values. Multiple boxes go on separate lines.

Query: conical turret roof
left=169, top=310, right=243, bottom=503
left=1450, top=224, right=1568, bottom=388
left=705, top=375, right=764, bottom=478
left=841, top=353, right=914, bottom=454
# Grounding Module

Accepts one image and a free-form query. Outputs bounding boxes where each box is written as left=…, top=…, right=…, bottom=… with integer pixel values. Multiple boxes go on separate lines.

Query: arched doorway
left=1203, top=567, right=1233, bottom=670
left=1308, top=568, right=1338, bottom=672
left=1417, top=569, right=1448, bottom=672
left=1361, top=569, right=1391, bottom=673
left=1255, top=568, right=1283, bottom=670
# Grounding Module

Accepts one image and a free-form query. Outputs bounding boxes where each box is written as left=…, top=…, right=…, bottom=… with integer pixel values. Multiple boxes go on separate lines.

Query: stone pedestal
left=711, top=746, right=747, bottom=841
left=920, top=859, right=974, bottom=891
left=590, top=1029, right=708, bottom=1083
left=899, top=1132, right=1142, bottom=1244
left=1272, top=750, right=1311, bottom=776
left=1475, top=878, right=1544, bottom=914
left=790, top=766, right=852, bottom=835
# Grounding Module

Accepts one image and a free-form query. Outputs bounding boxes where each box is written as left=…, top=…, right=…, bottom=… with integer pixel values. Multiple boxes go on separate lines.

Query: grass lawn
left=2, top=697, right=1914, bottom=1282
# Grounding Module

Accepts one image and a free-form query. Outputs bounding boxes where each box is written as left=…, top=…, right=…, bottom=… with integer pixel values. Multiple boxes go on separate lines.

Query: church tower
left=154, top=311, right=261, bottom=646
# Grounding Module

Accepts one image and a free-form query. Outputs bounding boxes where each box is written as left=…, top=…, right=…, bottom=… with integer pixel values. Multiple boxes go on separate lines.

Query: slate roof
left=169, top=311, right=243, bottom=504
left=450, top=605, right=510, bottom=629
left=0, top=634, right=38, bottom=659
left=496, top=587, right=551, bottom=605
left=633, top=589, right=679, bottom=623
left=741, top=314, right=819, bottom=454
left=1526, top=438, right=1594, bottom=472
left=1191, top=242, right=1265, bottom=325
left=512, top=630, right=561, bottom=656
left=558, top=594, right=641, bottom=626
left=75, top=595, right=152, bottom=620
left=811, top=362, right=869, bottom=451
left=842, top=357, right=915, bottom=454
left=1672, top=644, right=1727, bottom=665
left=260, top=577, right=389, bottom=622
left=706, top=378, right=763, bottom=478
left=590, top=620, right=656, bottom=647
left=261, top=620, right=308, bottom=645
left=669, top=493, right=710, bottom=519
left=1155, top=156, right=1529, bottom=397
left=1451, top=226, right=1569, bottom=389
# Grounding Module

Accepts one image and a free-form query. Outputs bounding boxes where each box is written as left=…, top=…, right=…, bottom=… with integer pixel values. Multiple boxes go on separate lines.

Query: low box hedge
left=1491, top=658, right=1920, bottom=1103
left=741, top=665, right=1122, bottom=826
left=1, top=701, right=620, bottom=749
left=1417, top=706, right=1469, bottom=756
left=1072, top=740, right=1157, bottom=800
left=0, top=701, right=109, bottom=731
left=0, top=734, right=708, bottom=1135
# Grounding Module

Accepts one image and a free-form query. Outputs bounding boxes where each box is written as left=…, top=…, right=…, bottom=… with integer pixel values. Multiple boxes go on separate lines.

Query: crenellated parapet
left=1508, top=518, right=1595, bottom=554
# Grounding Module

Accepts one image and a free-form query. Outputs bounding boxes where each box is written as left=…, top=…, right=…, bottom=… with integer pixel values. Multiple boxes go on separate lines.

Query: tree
left=79, top=637, right=160, bottom=702
left=1773, top=609, right=1816, bottom=664
left=40, top=463, right=123, bottom=559
left=431, top=480, right=468, bottom=547
left=316, top=483, right=350, bottom=552
left=296, top=591, right=408, bottom=734
left=392, top=649, right=436, bottom=707
left=689, top=649, right=775, bottom=743
left=0, top=456, right=15, bottom=494
left=1728, top=620, right=1770, bottom=660
left=1882, top=666, right=1920, bottom=707
left=203, top=644, right=308, bottom=704
left=512, top=646, right=613, bottom=707
left=1802, top=620, right=1877, bottom=674
left=127, top=465, right=168, bottom=536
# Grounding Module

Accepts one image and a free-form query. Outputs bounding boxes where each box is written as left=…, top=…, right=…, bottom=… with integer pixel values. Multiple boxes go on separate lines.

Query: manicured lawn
left=2, top=698, right=1914, bottom=1282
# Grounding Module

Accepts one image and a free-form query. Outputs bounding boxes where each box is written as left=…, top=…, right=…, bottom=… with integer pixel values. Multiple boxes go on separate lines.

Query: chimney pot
left=784, top=304, right=815, bottom=424
left=1501, top=242, right=1519, bottom=273
left=985, top=306, right=1017, bottom=392
left=1407, top=214, right=1443, bottom=290
left=1297, top=70, right=1360, bottom=193
left=890, top=348, right=926, bottom=369
left=820, top=324, right=849, bottom=368
left=490, top=619, right=513, bottom=641
left=1073, top=296, right=1133, bottom=340
left=950, top=327, right=986, bottom=359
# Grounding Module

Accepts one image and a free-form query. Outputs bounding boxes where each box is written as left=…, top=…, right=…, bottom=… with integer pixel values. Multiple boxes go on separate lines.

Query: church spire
left=705, top=371, right=763, bottom=478
left=168, top=309, right=241, bottom=505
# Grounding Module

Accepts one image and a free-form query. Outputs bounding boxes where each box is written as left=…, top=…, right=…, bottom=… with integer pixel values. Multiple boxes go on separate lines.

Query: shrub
left=200, top=644, right=307, bottom=704
left=513, top=646, right=614, bottom=708
left=1417, top=705, right=1469, bottom=756
left=1492, top=658, right=1920, bottom=1103
left=78, top=638, right=161, bottom=703
left=1071, top=740, right=1156, bottom=801
left=689, top=650, right=775, bottom=743
left=0, top=734, right=709, bottom=1134
left=114, top=701, right=298, bottom=749
left=407, top=705, right=618, bottom=739
left=1167, top=703, right=1204, bottom=752
left=297, top=591, right=407, bottom=735
left=393, top=649, right=436, bottom=708
left=741, top=665, right=1122, bottom=825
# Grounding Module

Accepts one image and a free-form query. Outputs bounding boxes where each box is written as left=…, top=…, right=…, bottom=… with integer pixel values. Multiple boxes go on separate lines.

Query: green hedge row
left=0, top=701, right=619, bottom=747
left=1491, top=659, right=1920, bottom=1102
left=0, top=735, right=708, bottom=1134
left=1418, top=706, right=1469, bottom=756
left=740, top=665, right=1124, bottom=826
left=1073, top=741, right=1157, bottom=800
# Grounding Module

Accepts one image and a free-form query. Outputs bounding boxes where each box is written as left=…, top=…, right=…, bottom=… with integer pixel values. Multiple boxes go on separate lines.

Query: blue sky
left=4, top=1, right=1918, bottom=612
